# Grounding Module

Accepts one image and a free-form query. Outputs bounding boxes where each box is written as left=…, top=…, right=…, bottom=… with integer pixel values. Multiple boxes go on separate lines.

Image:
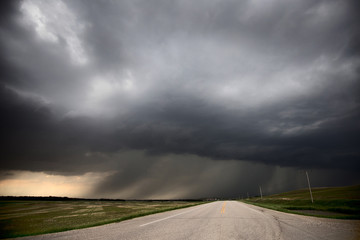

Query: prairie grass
left=242, top=185, right=360, bottom=219
left=0, top=200, right=204, bottom=239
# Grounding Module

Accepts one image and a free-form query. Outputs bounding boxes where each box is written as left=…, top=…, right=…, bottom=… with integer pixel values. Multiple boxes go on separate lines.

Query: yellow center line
left=220, top=201, right=226, bottom=214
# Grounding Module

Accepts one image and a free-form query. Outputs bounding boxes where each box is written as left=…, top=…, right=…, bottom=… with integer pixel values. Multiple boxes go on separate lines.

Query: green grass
left=242, top=185, right=360, bottom=219
left=0, top=200, right=205, bottom=239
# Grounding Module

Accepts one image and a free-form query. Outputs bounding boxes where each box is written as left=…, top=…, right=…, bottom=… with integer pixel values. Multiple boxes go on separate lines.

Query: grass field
left=242, top=185, right=360, bottom=219
left=0, top=199, right=204, bottom=239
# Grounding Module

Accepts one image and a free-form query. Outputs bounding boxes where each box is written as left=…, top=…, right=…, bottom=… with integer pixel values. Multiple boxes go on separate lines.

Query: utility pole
left=306, top=171, right=314, bottom=203
left=259, top=186, right=263, bottom=199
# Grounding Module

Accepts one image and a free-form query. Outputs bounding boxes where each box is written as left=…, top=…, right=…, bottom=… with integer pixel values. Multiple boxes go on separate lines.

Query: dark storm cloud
left=100, top=90, right=360, bottom=170
left=1, top=0, right=359, bottom=198
left=0, top=85, right=112, bottom=174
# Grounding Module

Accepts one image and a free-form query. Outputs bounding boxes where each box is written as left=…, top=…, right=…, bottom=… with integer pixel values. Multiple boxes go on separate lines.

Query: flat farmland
left=0, top=199, right=204, bottom=239
left=243, top=185, right=360, bottom=219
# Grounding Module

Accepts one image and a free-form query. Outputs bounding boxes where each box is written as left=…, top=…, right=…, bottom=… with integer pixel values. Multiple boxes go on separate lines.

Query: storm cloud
left=0, top=0, right=359, bottom=198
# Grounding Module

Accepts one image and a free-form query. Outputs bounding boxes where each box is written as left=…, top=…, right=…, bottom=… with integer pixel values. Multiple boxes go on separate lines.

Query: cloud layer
left=1, top=0, right=359, bottom=198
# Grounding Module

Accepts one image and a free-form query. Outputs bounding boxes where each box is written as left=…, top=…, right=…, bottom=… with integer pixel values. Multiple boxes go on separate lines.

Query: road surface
left=18, top=201, right=360, bottom=240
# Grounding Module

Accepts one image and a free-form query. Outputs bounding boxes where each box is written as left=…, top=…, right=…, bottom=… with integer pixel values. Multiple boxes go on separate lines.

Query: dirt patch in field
left=53, top=214, right=81, bottom=219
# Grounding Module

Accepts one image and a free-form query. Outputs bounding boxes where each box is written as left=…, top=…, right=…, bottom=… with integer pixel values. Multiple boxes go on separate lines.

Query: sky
left=0, top=0, right=359, bottom=199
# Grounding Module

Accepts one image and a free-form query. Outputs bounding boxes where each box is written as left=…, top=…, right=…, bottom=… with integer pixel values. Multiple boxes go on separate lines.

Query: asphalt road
left=18, top=201, right=360, bottom=240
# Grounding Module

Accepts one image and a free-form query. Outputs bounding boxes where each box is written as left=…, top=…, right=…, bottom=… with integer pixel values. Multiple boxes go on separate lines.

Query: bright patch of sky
left=0, top=171, right=112, bottom=198
left=20, top=0, right=88, bottom=65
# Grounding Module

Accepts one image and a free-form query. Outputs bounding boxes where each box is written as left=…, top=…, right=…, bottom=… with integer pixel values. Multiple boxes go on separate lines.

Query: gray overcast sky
left=0, top=0, right=359, bottom=199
